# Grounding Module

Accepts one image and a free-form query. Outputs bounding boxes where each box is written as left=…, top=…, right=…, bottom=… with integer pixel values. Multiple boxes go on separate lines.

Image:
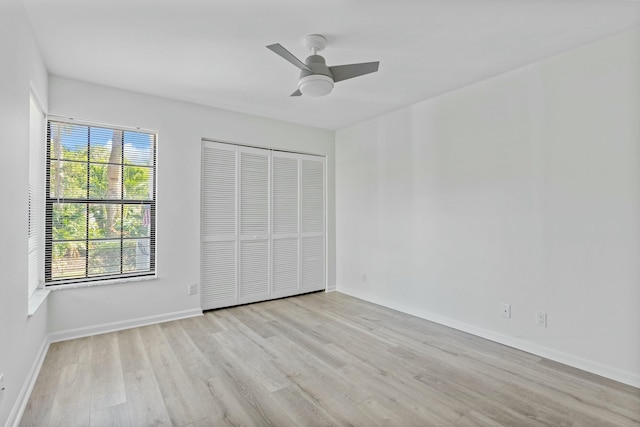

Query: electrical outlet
left=188, top=283, right=197, bottom=295
left=537, top=312, right=547, bottom=327
left=0, top=373, right=5, bottom=402
left=501, top=303, right=511, bottom=319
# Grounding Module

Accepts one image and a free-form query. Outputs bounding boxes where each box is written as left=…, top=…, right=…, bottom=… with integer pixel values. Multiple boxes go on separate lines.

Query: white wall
left=0, top=0, right=50, bottom=424
left=46, top=76, right=336, bottom=335
left=336, top=28, right=640, bottom=386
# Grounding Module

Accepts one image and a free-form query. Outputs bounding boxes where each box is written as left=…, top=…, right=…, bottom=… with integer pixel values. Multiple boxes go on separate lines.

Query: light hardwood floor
left=20, top=292, right=640, bottom=426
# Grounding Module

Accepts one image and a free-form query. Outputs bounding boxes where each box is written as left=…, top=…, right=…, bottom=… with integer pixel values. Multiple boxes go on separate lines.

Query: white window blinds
left=45, top=119, right=157, bottom=285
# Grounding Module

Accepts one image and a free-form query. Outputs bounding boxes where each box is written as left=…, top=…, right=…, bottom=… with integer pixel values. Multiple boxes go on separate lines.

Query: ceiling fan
left=267, top=34, right=380, bottom=97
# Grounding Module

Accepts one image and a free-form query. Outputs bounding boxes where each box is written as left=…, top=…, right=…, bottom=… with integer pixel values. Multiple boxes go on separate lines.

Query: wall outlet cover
left=537, top=312, right=547, bottom=327
left=501, top=303, right=511, bottom=319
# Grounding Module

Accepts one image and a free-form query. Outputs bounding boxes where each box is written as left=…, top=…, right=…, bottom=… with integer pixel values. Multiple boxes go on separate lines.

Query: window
left=45, top=119, right=156, bottom=285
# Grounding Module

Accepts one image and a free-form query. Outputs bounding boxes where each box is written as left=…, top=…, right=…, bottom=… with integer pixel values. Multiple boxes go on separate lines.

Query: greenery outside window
left=46, top=119, right=156, bottom=285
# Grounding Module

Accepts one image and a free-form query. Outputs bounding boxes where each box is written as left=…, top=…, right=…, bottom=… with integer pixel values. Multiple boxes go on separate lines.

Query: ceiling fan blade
left=290, top=89, right=302, bottom=97
left=329, top=61, right=379, bottom=82
left=267, top=43, right=311, bottom=71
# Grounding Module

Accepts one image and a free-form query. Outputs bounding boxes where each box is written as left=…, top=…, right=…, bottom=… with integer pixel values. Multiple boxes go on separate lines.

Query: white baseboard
left=48, top=308, right=203, bottom=343
left=337, top=287, right=640, bottom=389
left=7, top=336, right=50, bottom=427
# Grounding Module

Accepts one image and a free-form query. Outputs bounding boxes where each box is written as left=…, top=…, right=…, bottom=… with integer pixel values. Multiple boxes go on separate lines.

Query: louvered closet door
left=300, top=156, right=325, bottom=291
left=238, top=147, right=271, bottom=304
left=201, top=142, right=238, bottom=309
left=271, top=153, right=299, bottom=298
left=202, top=141, right=325, bottom=310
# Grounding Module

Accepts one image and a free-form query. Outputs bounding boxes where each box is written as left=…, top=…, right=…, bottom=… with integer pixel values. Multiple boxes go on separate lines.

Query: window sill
left=48, top=274, right=158, bottom=291
left=28, top=289, right=51, bottom=317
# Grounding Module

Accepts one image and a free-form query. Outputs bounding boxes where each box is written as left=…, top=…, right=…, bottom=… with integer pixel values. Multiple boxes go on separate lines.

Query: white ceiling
left=23, top=0, right=640, bottom=130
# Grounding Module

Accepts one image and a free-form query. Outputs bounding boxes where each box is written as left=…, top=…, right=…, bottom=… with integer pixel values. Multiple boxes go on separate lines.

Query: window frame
left=28, top=92, right=46, bottom=296
left=44, top=117, right=157, bottom=286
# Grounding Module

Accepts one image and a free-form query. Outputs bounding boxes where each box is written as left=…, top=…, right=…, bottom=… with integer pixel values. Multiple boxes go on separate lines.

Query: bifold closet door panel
left=300, top=157, right=325, bottom=292
left=201, top=142, right=238, bottom=310
left=238, top=148, right=271, bottom=304
left=272, top=153, right=300, bottom=298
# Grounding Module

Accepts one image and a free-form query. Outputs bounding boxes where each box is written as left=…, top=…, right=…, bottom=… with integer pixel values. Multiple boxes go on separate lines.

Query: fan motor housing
left=299, top=55, right=332, bottom=79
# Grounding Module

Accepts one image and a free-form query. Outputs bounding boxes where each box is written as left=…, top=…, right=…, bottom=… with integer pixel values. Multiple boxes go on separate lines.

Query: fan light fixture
left=298, top=74, right=334, bottom=97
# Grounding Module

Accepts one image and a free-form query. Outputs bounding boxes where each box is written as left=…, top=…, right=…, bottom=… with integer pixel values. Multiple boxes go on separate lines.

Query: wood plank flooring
left=20, top=292, right=640, bottom=426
